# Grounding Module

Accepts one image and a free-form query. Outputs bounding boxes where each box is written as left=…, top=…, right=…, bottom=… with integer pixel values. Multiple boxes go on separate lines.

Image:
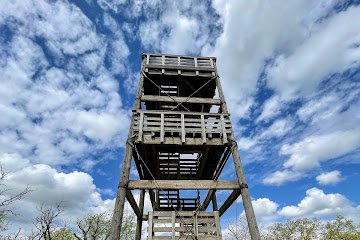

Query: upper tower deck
left=133, top=53, right=232, bottom=182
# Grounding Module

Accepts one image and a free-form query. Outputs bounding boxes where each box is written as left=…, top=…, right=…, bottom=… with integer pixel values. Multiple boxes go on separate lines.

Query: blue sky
left=0, top=0, right=360, bottom=236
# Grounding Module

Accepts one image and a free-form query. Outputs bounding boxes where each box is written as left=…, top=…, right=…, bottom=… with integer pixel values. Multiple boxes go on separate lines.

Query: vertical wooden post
left=215, top=63, right=261, bottom=240
left=109, top=57, right=145, bottom=240
left=201, top=114, right=206, bottom=144
left=214, top=211, right=222, bottom=239
left=138, top=112, right=144, bottom=142
left=160, top=113, right=164, bottom=143
left=135, top=189, right=145, bottom=240
left=171, top=211, right=176, bottom=240
left=181, top=113, right=185, bottom=143
left=148, top=211, right=153, bottom=240
left=220, top=115, right=228, bottom=144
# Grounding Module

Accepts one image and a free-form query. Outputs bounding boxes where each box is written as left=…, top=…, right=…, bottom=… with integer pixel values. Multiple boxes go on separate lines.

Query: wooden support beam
left=135, top=189, right=145, bottom=240
left=137, top=112, right=144, bottom=142
left=148, top=211, right=153, bottom=240
left=202, top=190, right=215, bottom=211
left=126, top=190, right=141, bottom=219
left=149, top=190, right=156, bottom=210
left=127, top=180, right=240, bottom=190
left=212, top=194, right=218, bottom=211
left=160, top=113, right=164, bottom=143
left=181, top=114, right=185, bottom=143
left=219, top=190, right=241, bottom=217
left=109, top=58, right=145, bottom=240
left=201, top=115, right=206, bottom=144
left=141, top=95, right=221, bottom=105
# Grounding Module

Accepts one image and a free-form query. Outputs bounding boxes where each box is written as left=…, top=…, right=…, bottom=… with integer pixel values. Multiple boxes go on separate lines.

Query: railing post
left=162, top=55, right=165, bottom=74
left=201, top=114, right=206, bottom=144
left=148, top=211, right=153, bottom=240
left=160, top=113, right=164, bottom=143
left=221, top=115, right=228, bottom=144
left=194, top=57, right=199, bottom=76
left=181, top=113, right=185, bottom=143
left=138, top=112, right=144, bottom=142
left=171, top=211, right=176, bottom=240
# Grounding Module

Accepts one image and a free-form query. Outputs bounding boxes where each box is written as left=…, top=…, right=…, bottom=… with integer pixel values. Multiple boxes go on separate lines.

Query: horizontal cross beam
left=127, top=180, right=240, bottom=190
left=141, top=95, right=221, bottom=105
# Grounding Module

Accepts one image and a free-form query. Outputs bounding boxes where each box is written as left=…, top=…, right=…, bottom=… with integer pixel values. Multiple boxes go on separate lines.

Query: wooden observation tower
left=109, top=53, right=260, bottom=240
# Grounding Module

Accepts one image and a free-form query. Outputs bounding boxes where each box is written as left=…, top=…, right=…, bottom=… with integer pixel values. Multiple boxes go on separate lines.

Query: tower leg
left=231, top=146, right=261, bottom=240
left=109, top=144, right=134, bottom=240
left=135, top=189, right=145, bottom=240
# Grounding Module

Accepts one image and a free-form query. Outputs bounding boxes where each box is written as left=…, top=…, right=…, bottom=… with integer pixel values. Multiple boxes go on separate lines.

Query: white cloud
left=252, top=198, right=278, bottom=219
left=266, top=6, right=360, bottom=99
left=316, top=170, right=343, bottom=185
left=203, top=0, right=340, bottom=119
left=137, top=1, right=217, bottom=55
left=281, top=129, right=360, bottom=171
left=256, top=95, right=282, bottom=123
left=263, top=170, right=302, bottom=185
left=278, top=188, right=360, bottom=219
left=260, top=118, right=294, bottom=139
left=0, top=0, right=132, bottom=169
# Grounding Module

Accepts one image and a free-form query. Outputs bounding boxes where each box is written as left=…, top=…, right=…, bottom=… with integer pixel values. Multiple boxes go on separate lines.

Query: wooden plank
left=214, top=211, right=222, bottom=239
left=146, top=64, right=214, bottom=71
left=138, top=112, right=144, bottom=142
left=126, top=190, right=141, bottom=218
left=171, top=211, right=175, bottom=240
left=135, top=189, right=145, bottom=240
left=221, top=115, right=228, bottom=144
left=201, top=115, right=206, bottom=144
left=152, top=237, right=218, bottom=240
left=128, top=180, right=240, bottom=190
left=141, top=95, right=221, bottom=105
left=137, top=109, right=229, bottom=117
left=160, top=113, right=164, bottom=143
left=143, top=52, right=216, bottom=60
left=136, top=135, right=226, bottom=146
left=181, top=114, right=185, bottom=143
left=148, top=211, right=153, bottom=240
left=218, top=190, right=241, bottom=217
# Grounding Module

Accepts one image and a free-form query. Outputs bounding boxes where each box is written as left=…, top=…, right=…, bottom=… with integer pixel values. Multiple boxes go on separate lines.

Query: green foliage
left=263, top=215, right=360, bottom=240
left=51, top=228, right=75, bottom=240
left=120, top=214, right=136, bottom=240
left=74, top=212, right=111, bottom=240
left=322, top=215, right=360, bottom=240
left=0, top=212, right=8, bottom=232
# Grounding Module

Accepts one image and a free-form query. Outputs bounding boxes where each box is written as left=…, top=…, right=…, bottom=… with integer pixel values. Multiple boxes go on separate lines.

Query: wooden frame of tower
left=109, top=53, right=261, bottom=240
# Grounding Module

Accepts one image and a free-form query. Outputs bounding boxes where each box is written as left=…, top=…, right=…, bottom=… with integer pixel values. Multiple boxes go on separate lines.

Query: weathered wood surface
left=218, top=190, right=241, bottom=217
left=135, top=189, right=145, bottom=240
left=141, top=95, right=221, bottom=105
left=126, top=190, right=141, bottom=218
left=109, top=58, right=145, bottom=240
left=148, top=211, right=221, bottom=239
left=127, top=180, right=240, bottom=190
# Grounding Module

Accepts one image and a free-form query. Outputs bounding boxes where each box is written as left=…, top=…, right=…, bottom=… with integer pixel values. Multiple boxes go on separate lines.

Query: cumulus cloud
left=0, top=0, right=132, bottom=169
left=278, top=188, right=360, bottom=219
left=281, top=129, right=360, bottom=171
left=316, top=170, right=343, bottom=185
left=266, top=6, right=360, bottom=99
left=263, top=170, right=302, bottom=185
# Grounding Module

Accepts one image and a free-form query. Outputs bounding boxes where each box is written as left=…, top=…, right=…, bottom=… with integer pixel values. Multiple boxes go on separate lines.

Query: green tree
left=74, top=212, right=136, bottom=240
left=321, top=215, right=360, bottom=240
left=51, top=228, right=75, bottom=240
left=264, top=217, right=322, bottom=240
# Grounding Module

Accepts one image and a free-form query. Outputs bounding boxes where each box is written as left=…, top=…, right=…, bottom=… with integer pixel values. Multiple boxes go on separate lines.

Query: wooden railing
left=144, top=53, right=215, bottom=69
left=133, top=110, right=232, bottom=145
left=147, top=211, right=222, bottom=239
